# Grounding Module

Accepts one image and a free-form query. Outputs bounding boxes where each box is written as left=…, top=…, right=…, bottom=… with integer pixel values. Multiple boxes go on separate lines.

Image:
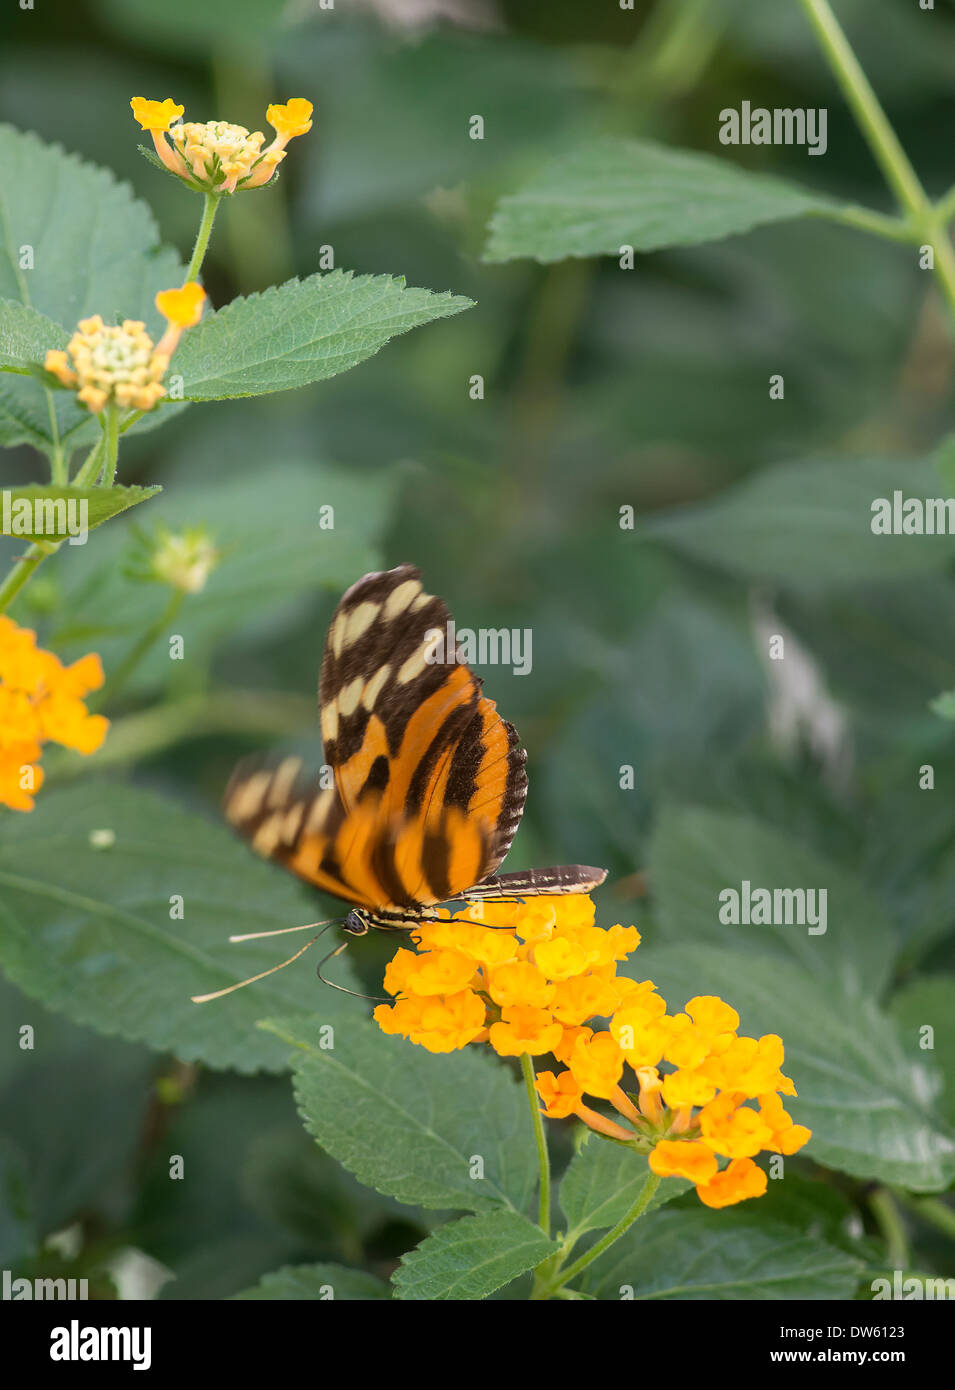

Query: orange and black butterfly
left=194, top=565, right=605, bottom=1000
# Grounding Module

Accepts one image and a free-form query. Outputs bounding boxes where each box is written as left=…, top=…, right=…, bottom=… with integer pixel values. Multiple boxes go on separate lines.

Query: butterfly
left=194, top=565, right=605, bottom=1001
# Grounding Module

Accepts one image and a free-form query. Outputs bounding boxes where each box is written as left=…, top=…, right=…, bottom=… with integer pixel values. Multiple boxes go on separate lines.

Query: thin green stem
left=798, top=0, right=955, bottom=322
left=42, top=689, right=314, bottom=781
left=93, top=589, right=184, bottom=711
left=521, top=1054, right=551, bottom=1237
left=101, top=405, right=120, bottom=487
left=815, top=203, right=915, bottom=245
left=797, top=0, right=928, bottom=221
left=892, top=1190, right=955, bottom=1242
left=47, top=394, right=65, bottom=485
left=0, top=542, right=53, bottom=617
left=185, top=193, right=221, bottom=284
left=935, top=183, right=955, bottom=229
left=869, top=1187, right=910, bottom=1269
left=537, top=1170, right=661, bottom=1300
left=0, top=437, right=106, bottom=617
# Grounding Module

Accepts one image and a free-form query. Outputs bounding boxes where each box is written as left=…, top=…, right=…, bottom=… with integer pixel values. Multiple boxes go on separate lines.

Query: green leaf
left=48, top=460, right=397, bottom=693
left=0, top=782, right=367, bottom=1074
left=233, top=1263, right=391, bottom=1300
left=635, top=943, right=955, bottom=1191
left=172, top=271, right=473, bottom=401
left=0, top=301, right=67, bottom=373
left=643, top=455, right=955, bottom=590
left=263, top=1014, right=537, bottom=1215
left=0, top=485, right=160, bottom=542
left=648, top=805, right=896, bottom=999
left=392, top=1212, right=557, bottom=1300
left=484, top=137, right=839, bottom=264
left=559, top=1137, right=690, bottom=1241
left=0, top=125, right=184, bottom=454
left=0, top=976, right=155, bottom=1251
left=890, top=977, right=955, bottom=1129
left=576, top=1206, right=862, bottom=1300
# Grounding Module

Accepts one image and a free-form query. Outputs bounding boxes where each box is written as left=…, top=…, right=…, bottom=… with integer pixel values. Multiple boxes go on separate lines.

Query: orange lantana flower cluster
left=374, top=894, right=810, bottom=1209
left=0, top=616, right=109, bottom=810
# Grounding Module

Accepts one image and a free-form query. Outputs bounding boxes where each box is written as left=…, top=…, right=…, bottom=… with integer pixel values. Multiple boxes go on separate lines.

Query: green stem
left=891, top=1190, right=955, bottom=1242
left=798, top=0, right=955, bottom=321
left=935, top=183, right=955, bottom=229
left=0, top=437, right=106, bottom=617
left=797, top=0, right=928, bottom=221
left=42, top=689, right=314, bottom=781
left=93, top=589, right=184, bottom=711
left=0, top=542, right=53, bottom=617
left=869, top=1187, right=910, bottom=1269
left=817, top=203, right=915, bottom=244
left=185, top=193, right=221, bottom=284
left=101, top=405, right=120, bottom=487
left=47, top=394, right=65, bottom=485
left=537, top=1170, right=661, bottom=1300
left=520, top=1054, right=551, bottom=1237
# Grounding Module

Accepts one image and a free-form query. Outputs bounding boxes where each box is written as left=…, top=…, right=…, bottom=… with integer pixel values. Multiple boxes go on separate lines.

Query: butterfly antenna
left=316, top=939, right=389, bottom=1003
left=228, top=916, right=344, bottom=943
left=191, top=921, right=339, bottom=1003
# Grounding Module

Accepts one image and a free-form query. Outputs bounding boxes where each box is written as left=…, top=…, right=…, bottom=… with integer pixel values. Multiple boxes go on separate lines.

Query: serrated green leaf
left=0, top=782, right=366, bottom=1074
left=233, top=1262, right=391, bottom=1300
left=393, top=1211, right=557, bottom=1300
left=484, top=137, right=840, bottom=263
left=635, top=943, right=955, bottom=1191
left=0, top=126, right=185, bottom=455
left=648, top=805, right=896, bottom=999
left=559, top=1138, right=690, bottom=1241
left=0, top=484, right=160, bottom=542
left=264, top=1014, right=537, bottom=1215
left=171, top=271, right=473, bottom=400
left=642, top=455, right=955, bottom=589
left=576, top=1207, right=862, bottom=1300
left=0, top=301, right=67, bottom=374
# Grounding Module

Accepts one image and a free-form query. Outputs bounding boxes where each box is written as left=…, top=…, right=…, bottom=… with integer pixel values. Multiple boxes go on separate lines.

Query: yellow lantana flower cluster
left=130, top=97, right=313, bottom=194
left=0, top=616, right=109, bottom=811
left=44, top=284, right=205, bottom=414
left=374, top=894, right=810, bottom=1209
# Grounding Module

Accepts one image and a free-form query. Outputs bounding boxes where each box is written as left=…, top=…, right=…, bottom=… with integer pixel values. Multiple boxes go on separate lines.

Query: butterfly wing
left=317, top=564, right=528, bottom=906
left=223, top=754, right=386, bottom=908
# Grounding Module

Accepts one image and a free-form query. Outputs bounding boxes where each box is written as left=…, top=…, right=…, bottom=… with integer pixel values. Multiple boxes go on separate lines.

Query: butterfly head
left=343, top=909, right=370, bottom=937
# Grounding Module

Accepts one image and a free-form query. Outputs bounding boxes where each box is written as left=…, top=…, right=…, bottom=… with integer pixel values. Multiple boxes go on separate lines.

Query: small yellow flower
left=696, top=1157, right=768, bottom=1209
left=0, top=617, right=108, bottom=811
left=155, top=283, right=206, bottom=330
left=267, top=99, right=314, bottom=140
left=489, top=1004, right=563, bottom=1058
left=130, top=97, right=184, bottom=132
left=649, top=1139, right=719, bottom=1184
left=132, top=95, right=313, bottom=194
